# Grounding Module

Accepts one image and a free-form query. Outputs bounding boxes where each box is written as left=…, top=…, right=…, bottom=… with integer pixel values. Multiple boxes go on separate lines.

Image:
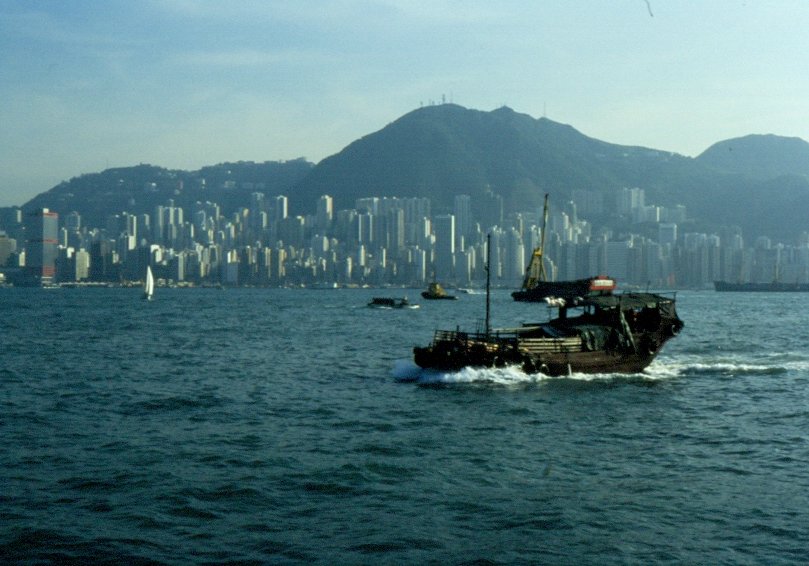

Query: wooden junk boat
left=413, top=236, right=684, bottom=376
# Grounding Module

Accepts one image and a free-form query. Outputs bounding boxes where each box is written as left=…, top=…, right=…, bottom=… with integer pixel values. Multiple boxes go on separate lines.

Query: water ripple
left=3, top=289, right=809, bottom=564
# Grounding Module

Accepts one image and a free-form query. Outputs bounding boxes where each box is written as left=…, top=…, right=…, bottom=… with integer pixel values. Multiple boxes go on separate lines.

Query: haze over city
left=3, top=0, right=809, bottom=207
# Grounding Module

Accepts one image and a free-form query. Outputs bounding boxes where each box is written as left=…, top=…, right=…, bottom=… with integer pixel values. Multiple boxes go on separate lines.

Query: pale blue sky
left=2, top=0, right=809, bottom=207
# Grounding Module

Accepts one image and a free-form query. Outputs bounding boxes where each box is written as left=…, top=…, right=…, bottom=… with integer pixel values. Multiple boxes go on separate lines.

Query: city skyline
left=2, top=186, right=807, bottom=290
left=4, top=1, right=809, bottom=207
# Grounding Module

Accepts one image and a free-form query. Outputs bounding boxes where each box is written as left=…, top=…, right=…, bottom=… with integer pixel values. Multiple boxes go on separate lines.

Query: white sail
left=143, top=266, right=155, bottom=300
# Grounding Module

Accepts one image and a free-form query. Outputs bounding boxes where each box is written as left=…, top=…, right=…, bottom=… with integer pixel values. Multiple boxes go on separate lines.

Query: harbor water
left=2, top=287, right=809, bottom=564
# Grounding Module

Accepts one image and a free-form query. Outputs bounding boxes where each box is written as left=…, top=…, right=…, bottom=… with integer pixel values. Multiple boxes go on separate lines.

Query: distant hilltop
left=17, top=104, right=809, bottom=241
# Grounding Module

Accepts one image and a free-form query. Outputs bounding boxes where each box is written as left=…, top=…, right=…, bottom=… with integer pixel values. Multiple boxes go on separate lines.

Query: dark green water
left=2, top=288, right=808, bottom=564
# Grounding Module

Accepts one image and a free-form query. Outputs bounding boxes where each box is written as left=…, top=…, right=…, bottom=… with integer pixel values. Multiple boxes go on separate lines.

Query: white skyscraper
left=504, top=227, right=526, bottom=285
left=274, top=195, right=288, bottom=222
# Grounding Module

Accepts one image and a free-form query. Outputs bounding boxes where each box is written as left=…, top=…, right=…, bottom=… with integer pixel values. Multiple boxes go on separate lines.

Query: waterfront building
left=24, top=208, right=59, bottom=286
left=0, top=231, right=16, bottom=266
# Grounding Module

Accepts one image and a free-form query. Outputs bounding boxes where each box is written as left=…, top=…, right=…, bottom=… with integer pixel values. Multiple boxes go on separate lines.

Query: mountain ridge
left=14, top=104, right=809, bottom=241
left=696, top=133, right=809, bottom=179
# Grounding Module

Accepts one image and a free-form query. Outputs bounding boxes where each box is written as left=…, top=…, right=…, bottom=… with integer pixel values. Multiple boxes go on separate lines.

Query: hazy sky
left=3, top=0, right=809, bottom=207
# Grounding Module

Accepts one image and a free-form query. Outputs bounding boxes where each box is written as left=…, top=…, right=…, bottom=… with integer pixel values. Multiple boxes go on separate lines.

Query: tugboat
left=413, top=235, right=684, bottom=376
left=421, top=281, right=457, bottom=300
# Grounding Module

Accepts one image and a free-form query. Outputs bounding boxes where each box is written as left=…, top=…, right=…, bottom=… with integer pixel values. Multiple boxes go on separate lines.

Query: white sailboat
left=143, top=265, right=155, bottom=300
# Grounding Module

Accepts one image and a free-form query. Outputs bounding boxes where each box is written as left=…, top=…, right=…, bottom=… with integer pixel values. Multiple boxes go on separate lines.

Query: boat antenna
left=485, top=232, right=491, bottom=336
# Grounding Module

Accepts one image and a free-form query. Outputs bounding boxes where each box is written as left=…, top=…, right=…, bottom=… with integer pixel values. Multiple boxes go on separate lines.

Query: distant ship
left=511, top=193, right=616, bottom=302
left=714, top=281, right=809, bottom=292
left=513, top=275, right=617, bottom=302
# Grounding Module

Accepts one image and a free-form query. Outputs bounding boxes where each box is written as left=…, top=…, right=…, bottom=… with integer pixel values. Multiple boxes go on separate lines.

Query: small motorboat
left=368, top=297, right=419, bottom=309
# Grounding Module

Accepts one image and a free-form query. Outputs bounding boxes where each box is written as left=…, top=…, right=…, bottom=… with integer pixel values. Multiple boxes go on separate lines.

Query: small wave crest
left=393, top=358, right=540, bottom=385
left=659, top=356, right=798, bottom=377
left=685, top=362, right=788, bottom=377
left=392, top=359, right=673, bottom=386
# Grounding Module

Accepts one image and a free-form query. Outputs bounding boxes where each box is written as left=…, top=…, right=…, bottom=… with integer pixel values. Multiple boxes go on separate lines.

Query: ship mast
left=520, top=193, right=549, bottom=290
left=485, top=232, right=491, bottom=336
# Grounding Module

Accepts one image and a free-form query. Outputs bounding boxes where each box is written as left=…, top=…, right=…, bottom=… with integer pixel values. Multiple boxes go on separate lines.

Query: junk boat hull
left=414, top=292, right=683, bottom=376
left=414, top=338, right=659, bottom=375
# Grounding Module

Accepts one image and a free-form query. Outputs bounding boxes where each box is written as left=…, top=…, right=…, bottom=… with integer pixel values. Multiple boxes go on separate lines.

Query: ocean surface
left=2, top=287, right=809, bottom=564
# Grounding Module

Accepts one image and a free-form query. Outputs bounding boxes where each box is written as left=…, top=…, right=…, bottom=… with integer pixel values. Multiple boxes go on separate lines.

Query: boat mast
left=520, top=193, right=549, bottom=290
left=485, top=233, right=491, bottom=336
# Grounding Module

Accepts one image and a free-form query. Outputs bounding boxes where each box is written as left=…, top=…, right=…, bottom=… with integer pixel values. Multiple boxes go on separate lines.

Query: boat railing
left=433, top=329, right=507, bottom=343
left=519, top=336, right=583, bottom=354
left=432, top=329, right=583, bottom=354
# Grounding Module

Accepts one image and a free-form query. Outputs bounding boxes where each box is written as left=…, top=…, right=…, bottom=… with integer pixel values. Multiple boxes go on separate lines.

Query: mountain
left=689, top=134, right=809, bottom=239
left=289, top=104, right=692, bottom=215
left=15, top=104, right=809, bottom=242
left=21, top=160, right=314, bottom=230
left=696, top=134, right=809, bottom=179
left=290, top=105, right=809, bottom=240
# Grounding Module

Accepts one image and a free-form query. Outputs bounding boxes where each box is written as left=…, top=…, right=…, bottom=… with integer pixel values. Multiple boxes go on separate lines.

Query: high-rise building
left=503, top=227, right=526, bottom=285
left=454, top=194, right=473, bottom=246
left=357, top=213, right=374, bottom=247
left=617, top=187, right=645, bottom=215
left=248, top=192, right=267, bottom=234
left=89, top=239, right=113, bottom=282
left=75, top=248, right=90, bottom=281
left=153, top=205, right=164, bottom=242
left=434, top=214, right=455, bottom=282
left=386, top=208, right=405, bottom=255
left=316, top=195, right=334, bottom=232
left=480, top=188, right=503, bottom=231
left=274, top=195, right=288, bottom=222
left=0, top=231, right=17, bottom=266
left=658, top=223, right=678, bottom=247
left=0, top=207, right=22, bottom=237
left=355, top=197, right=379, bottom=215
left=64, top=211, right=81, bottom=232
left=25, top=208, right=59, bottom=286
